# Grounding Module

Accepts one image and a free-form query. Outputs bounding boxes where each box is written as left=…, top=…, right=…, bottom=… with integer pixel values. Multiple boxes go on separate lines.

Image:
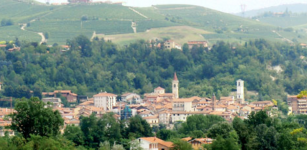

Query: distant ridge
left=237, top=3, right=307, bottom=18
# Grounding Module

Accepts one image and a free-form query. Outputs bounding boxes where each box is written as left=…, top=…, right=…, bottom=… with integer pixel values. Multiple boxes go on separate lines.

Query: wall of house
left=184, top=102, right=192, bottom=111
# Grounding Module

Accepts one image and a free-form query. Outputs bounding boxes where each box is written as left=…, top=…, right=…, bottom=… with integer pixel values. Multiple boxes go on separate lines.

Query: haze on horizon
left=35, top=0, right=307, bottom=13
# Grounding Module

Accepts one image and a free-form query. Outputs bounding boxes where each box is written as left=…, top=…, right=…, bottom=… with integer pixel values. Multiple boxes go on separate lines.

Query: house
left=158, top=110, right=170, bottom=125
left=301, top=43, right=307, bottom=48
left=42, top=97, right=61, bottom=108
left=250, top=101, right=274, bottom=108
left=143, top=115, right=159, bottom=127
left=121, top=93, right=142, bottom=104
left=93, top=92, right=117, bottom=111
left=187, top=41, right=208, bottom=49
left=132, top=137, right=173, bottom=150
left=164, top=40, right=181, bottom=50
left=42, top=90, right=78, bottom=103
left=7, top=47, right=20, bottom=52
left=0, top=45, right=6, bottom=48
left=0, top=120, right=14, bottom=137
left=185, top=137, right=213, bottom=150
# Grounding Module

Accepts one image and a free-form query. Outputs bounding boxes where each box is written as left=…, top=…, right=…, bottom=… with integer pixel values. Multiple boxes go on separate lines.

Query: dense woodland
left=2, top=97, right=307, bottom=150
left=0, top=36, right=307, bottom=106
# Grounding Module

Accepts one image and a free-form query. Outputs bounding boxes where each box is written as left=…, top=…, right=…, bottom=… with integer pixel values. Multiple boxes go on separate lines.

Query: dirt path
left=272, top=30, right=293, bottom=43
left=91, top=31, right=97, bottom=40
left=129, top=7, right=148, bottom=19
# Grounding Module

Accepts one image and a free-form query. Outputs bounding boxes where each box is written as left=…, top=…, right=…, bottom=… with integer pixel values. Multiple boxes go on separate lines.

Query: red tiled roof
left=188, top=41, right=207, bottom=45
left=173, top=72, right=178, bottom=81
left=93, top=92, right=117, bottom=97
left=155, top=86, right=165, bottom=90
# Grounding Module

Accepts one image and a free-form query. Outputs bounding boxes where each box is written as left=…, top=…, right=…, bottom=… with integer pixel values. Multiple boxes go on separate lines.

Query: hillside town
left=0, top=73, right=283, bottom=149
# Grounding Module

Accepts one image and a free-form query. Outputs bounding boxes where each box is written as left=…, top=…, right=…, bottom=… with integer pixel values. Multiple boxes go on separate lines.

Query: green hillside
left=0, top=0, right=306, bottom=44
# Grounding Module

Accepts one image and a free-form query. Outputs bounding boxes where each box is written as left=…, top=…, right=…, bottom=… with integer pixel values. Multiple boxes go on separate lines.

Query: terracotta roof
left=173, top=72, right=178, bottom=81
left=54, top=90, right=71, bottom=94
left=0, top=45, right=6, bottom=48
left=94, top=92, right=117, bottom=97
left=155, top=87, right=165, bottom=90
left=188, top=41, right=207, bottom=45
left=250, top=101, right=273, bottom=104
left=173, top=97, right=199, bottom=102
left=143, top=115, right=158, bottom=119
left=140, top=137, right=173, bottom=148
left=181, top=137, right=192, bottom=141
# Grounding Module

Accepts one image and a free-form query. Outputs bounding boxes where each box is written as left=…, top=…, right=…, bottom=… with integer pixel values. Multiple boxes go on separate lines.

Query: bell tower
left=237, top=79, right=245, bottom=104
left=172, top=72, right=179, bottom=99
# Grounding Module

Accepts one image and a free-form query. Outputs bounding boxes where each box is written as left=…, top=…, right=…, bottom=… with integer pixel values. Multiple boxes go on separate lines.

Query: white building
left=121, top=93, right=142, bottom=104
left=132, top=137, right=173, bottom=150
left=93, top=92, right=117, bottom=111
left=237, top=79, right=244, bottom=103
left=172, top=98, right=193, bottom=112
left=42, top=97, right=61, bottom=108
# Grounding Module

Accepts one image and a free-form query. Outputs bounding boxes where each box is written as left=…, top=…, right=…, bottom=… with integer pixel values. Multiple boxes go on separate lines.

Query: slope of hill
left=257, top=14, right=307, bottom=28
left=0, top=0, right=306, bottom=45
left=237, top=3, right=307, bottom=18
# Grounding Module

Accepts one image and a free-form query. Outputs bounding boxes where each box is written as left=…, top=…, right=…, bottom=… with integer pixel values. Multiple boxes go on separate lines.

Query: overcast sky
left=35, top=0, right=307, bottom=13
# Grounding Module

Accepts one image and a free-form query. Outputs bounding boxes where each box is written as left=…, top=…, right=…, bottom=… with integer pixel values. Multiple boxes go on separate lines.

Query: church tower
left=172, top=72, right=179, bottom=99
left=212, top=93, right=216, bottom=111
left=237, top=79, right=245, bottom=103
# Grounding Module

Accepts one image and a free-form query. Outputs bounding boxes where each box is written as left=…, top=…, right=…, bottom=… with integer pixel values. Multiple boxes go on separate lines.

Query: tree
left=171, top=139, right=193, bottom=150
left=205, top=135, right=240, bottom=150
left=157, top=129, right=176, bottom=141
left=245, top=110, right=272, bottom=128
left=179, top=115, right=224, bottom=135
left=125, top=115, right=153, bottom=139
left=207, top=122, right=235, bottom=139
left=9, top=97, right=64, bottom=139
left=233, top=117, right=257, bottom=150
left=64, top=125, right=84, bottom=146
left=255, top=124, right=279, bottom=150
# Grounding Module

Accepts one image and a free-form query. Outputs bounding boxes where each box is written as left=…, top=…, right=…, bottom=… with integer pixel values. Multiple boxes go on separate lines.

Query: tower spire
left=173, top=72, right=178, bottom=81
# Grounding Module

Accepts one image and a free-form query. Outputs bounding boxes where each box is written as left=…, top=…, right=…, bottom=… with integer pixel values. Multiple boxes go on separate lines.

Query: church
left=143, top=73, right=179, bottom=103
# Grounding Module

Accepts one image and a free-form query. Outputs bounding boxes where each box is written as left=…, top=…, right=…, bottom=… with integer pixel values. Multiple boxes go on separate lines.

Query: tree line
left=0, top=36, right=306, bottom=108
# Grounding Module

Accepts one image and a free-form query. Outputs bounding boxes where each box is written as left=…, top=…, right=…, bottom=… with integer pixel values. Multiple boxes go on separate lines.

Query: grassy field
left=40, top=4, right=144, bottom=21
left=27, top=20, right=133, bottom=44
left=0, top=25, right=40, bottom=42
left=96, top=26, right=212, bottom=46
left=136, top=20, right=179, bottom=32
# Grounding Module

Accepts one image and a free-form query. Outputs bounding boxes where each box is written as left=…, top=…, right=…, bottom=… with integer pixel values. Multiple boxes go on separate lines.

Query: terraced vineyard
left=0, top=0, right=307, bottom=45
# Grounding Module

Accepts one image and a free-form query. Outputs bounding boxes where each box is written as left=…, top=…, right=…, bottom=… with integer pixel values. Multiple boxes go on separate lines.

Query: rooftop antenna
left=241, top=4, right=247, bottom=16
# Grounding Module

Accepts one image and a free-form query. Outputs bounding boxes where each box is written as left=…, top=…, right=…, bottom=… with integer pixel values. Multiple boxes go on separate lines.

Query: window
left=174, top=84, right=176, bottom=88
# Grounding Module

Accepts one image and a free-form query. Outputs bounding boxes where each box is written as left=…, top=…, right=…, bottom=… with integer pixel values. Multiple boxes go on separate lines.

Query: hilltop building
left=164, top=40, right=181, bottom=50
left=187, top=41, right=208, bottom=49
